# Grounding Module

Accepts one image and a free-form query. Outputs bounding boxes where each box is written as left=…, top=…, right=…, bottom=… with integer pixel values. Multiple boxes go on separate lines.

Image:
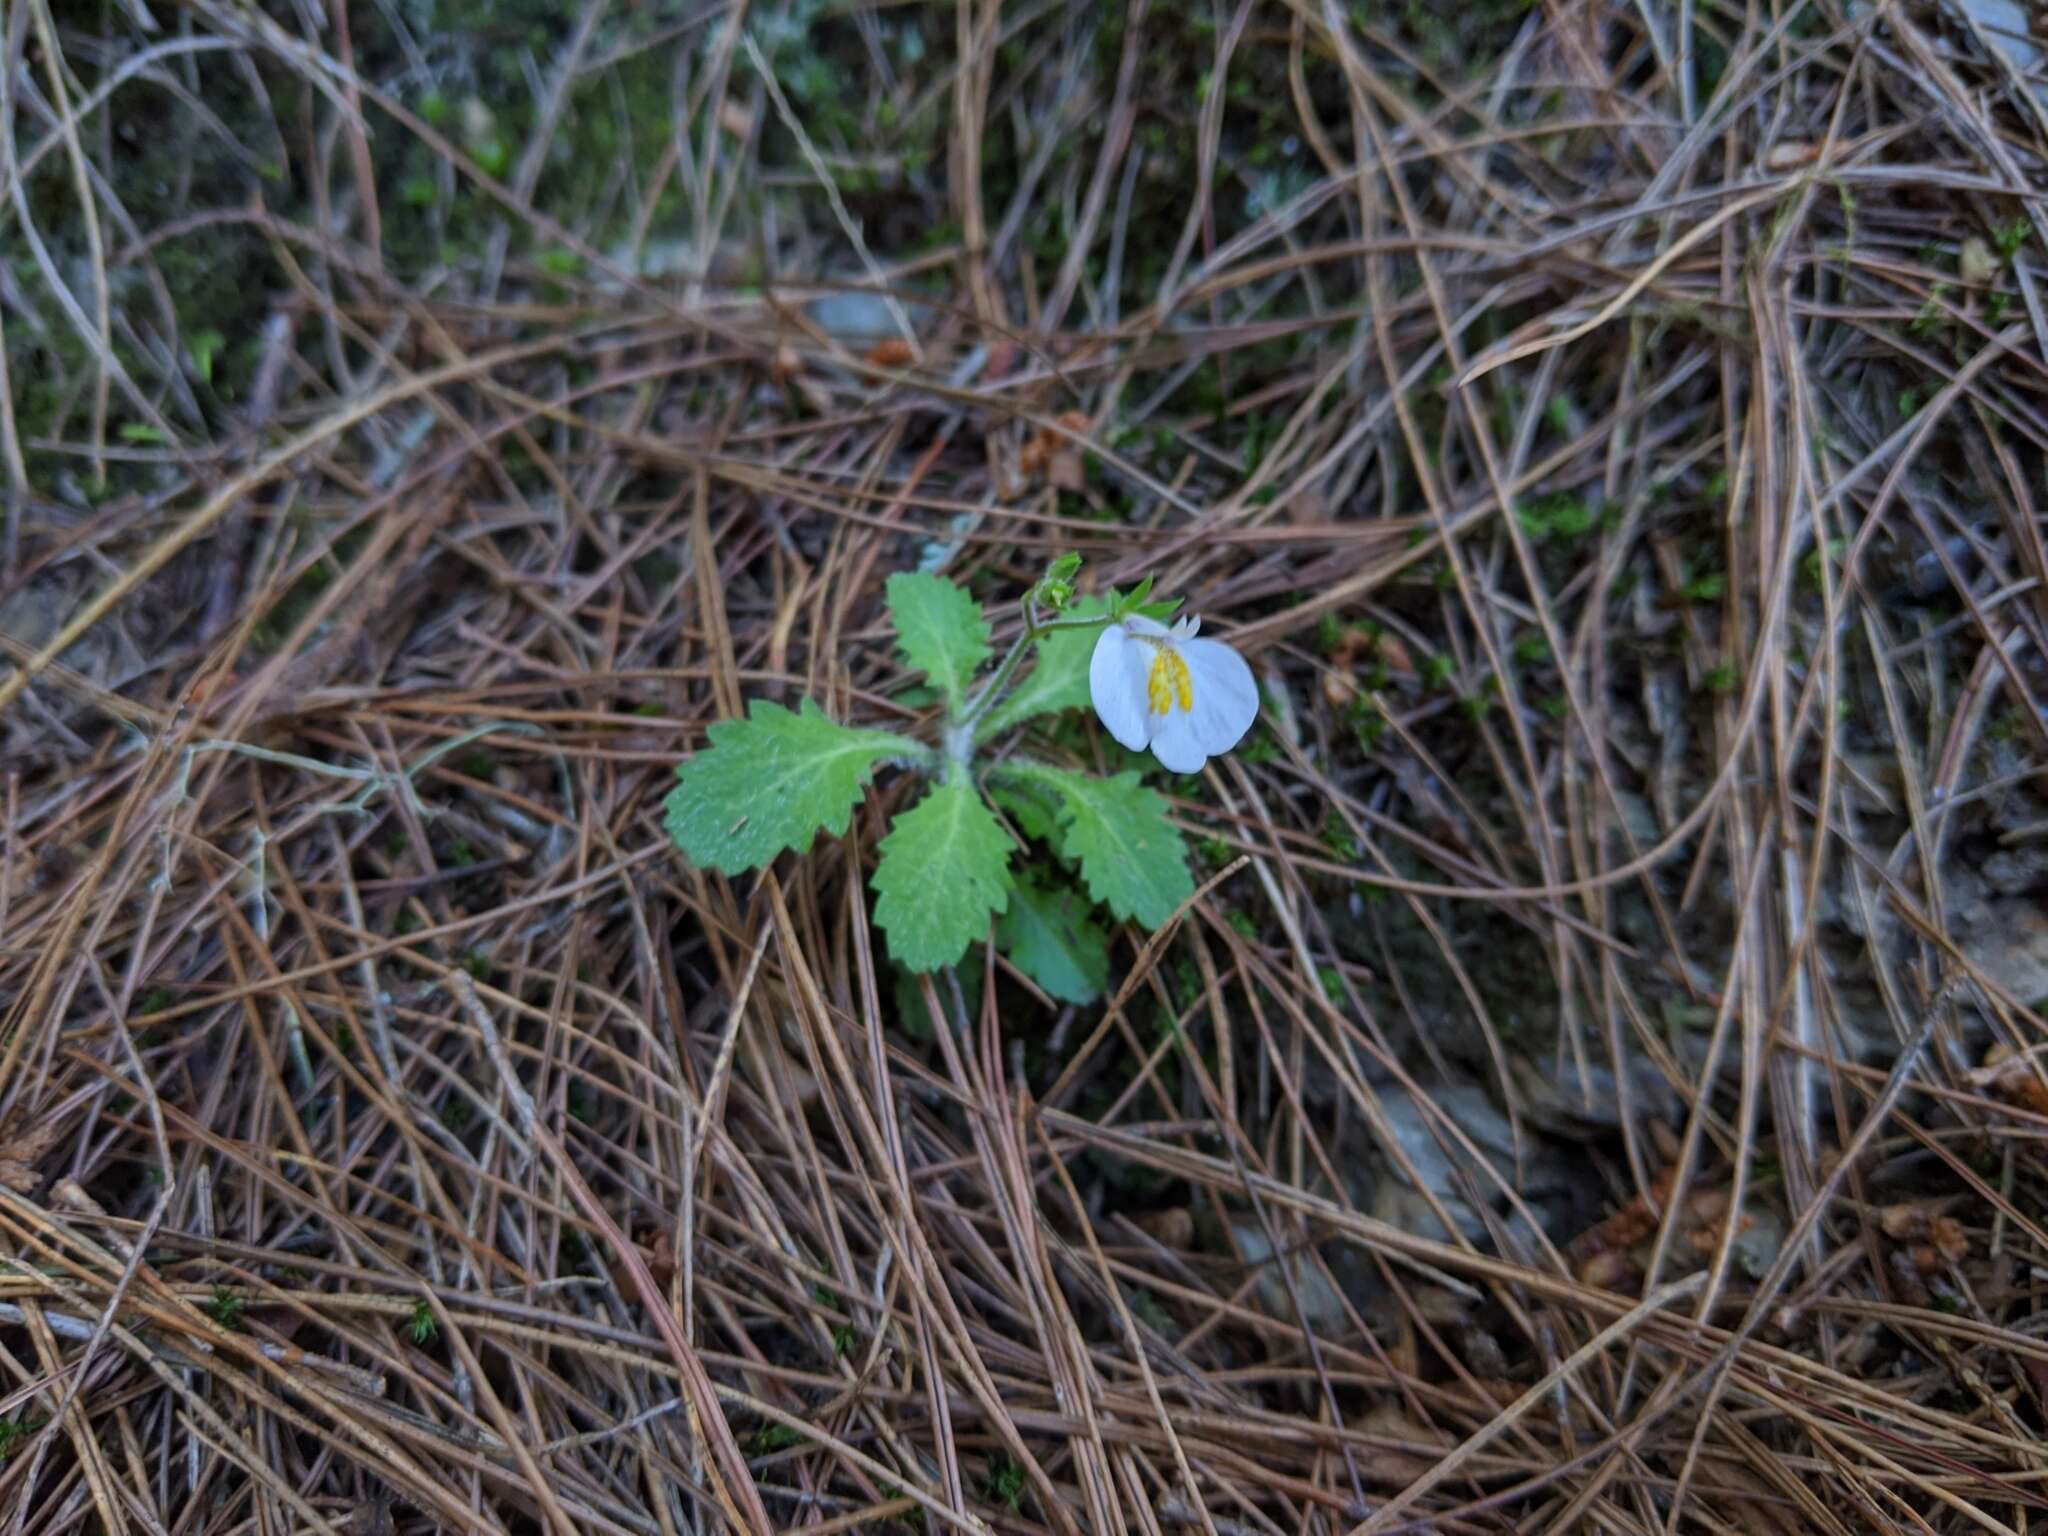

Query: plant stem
left=956, top=607, right=1109, bottom=742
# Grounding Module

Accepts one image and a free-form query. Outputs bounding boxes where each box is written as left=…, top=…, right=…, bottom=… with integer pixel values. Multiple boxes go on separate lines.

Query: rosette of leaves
left=665, top=571, right=1194, bottom=1002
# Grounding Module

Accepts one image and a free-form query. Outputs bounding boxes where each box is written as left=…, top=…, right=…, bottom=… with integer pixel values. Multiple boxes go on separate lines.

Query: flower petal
left=1089, top=624, right=1154, bottom=751
left=1149, top=709, right=1209, bottom=773
left=1120, top=613, right=1170, bottom=639
left=1177, top=637, right=1259, bottom=757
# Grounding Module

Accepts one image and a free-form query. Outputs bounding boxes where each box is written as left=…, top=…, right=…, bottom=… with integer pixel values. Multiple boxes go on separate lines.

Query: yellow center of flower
left=1147, top=646, right=1195, bottom=716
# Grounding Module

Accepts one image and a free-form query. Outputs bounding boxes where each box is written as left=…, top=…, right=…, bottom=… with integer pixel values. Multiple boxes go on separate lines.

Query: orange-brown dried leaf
left=1685, top=1211, right=1752, bottom=1256
left=1970, top=1052, right=2048, bottom=1116
left=1878, top=1203, right=1925, bottom=1242
left=1021, top=411, right=1093, bottom=490
left=1685, top=1187, right=1732, bottom=1225
left=1574, top=1165, right=1679, bottom=1257
left=1575, top=1247, right=1638, bottom=1290
left=865, top=338, right=917, bottom=369
left=1135, top=1207, right=1193, bottom=1248
left=1928, top=1215, right=1968, bottom=1263
left=612, top=1227, right=678, bottom=1297
left=1046, top=411, right=1092, bottom=490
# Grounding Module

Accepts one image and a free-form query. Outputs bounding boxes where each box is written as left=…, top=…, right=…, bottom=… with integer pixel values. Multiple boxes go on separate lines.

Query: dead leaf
left=1929, top=1215, right=1969, bottom=1262
left=1967, top=1047, right=2048, bottom=1116
left=1878, top=1203, right=1922, bottom=1241
left=1020, top=410, right=1092, bottom=490
left=612, top=1226, right=677, bottom=1298
left=1135, top=1207, right=1193, bottom=1248
left=0, top=1112, right=57, bottom=1192
left=1576, top=1248, right=1637, bottom=1289
left=1960, top=237, right=1997, bottom=286
left=1879, top=1203, right=1969, bottom=1265
left=1357, top=1404, right=1448, bottom=1485
left=718, top=100, right=755, bottom=139
left=1322, top=625, right=1415, bottom=710
left=865, top=338, right=916, bottom=369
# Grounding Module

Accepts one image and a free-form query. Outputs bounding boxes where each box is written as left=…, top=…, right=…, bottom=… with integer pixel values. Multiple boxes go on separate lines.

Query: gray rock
left=1962, top=898, right=2048, bottom=1004
left=1229, top=1220, right=1349, bottom=1331
left=808, top=291, right=894, bottom=337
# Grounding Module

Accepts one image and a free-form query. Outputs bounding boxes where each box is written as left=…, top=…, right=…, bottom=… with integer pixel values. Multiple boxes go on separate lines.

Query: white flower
left=1089, top=614, right=1259, bottom=773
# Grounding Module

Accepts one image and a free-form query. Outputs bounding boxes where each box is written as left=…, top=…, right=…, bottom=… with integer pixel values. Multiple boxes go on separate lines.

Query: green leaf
left=474, top=137, right=512, bottom=179
left=886, top=572, right=990, bottom=710
left=118, top=423, right=166, bottom=444
left=998, top=873, right=1110, bottom=1003
left=1107, top=578, right=1182, bottom=624
left=978, top=597, right=1110, bottom=738
left=666, top=699, right=911, bottom=874
left=187, top=329, right=225, bottom=384
left=872, top=782, right=1012, bottom=970
left=891, top=960, right=982, bottom=1039
left=1003, top=764, right=1193, bottom=928
left=991, top=780, right=1062, bottom=844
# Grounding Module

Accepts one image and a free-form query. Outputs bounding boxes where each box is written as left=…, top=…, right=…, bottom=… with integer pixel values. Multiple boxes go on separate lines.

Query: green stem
left=959, top=632, right=1032, bottom=728
left=956, top=608, right=1109, bottom=741
left=954, top=614, right=1114, bottom=757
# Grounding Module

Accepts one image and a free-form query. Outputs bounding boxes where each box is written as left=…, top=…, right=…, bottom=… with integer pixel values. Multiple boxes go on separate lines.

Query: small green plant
left=1910, top=285, right=1952, bottom=335
left=187, top=329, right=226, bottom=384
left=1320, top=813, right=1358, bottom=858
left=812, top=1285, right=857, bottom=1355
left=207, top=1285, right=246, bottom=1331
left=1679, top=570, right=1726, bottom=602
left=1516, top=492, right=1598, bottom=541
left=1801, top=537, right=1848, bottom=589
left=409, top=1300, right=439, bottom=1345
left=751, top=1422, right=806, bottom=1455
left=666, top=560, right=1223, bottom=1003
left=0, top=1415, right=46, bottom=1461
left=985, top=1453, right=1027, bottom=1511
